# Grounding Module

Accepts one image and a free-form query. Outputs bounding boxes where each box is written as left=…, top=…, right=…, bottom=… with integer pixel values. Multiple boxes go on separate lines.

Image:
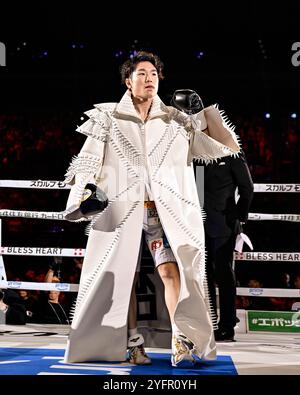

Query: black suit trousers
left=205, top=232, right=237, bottom=331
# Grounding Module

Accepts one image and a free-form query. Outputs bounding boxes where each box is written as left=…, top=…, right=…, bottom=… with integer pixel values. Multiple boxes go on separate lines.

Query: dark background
left=1, top=1, right=299, bottom=113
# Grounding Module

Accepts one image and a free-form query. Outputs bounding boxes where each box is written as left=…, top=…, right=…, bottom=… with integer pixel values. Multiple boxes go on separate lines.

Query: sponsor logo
left=249, top=288, right=263, bottom=296
left=291, top=312, right=300, bottom=325
left=151, top=240, right=162, bottom=250
left=248, top=310, right=300, bottom=333
left=55, top=283, right=69, bottom=291
left=7, top=281, right=22, bottom=289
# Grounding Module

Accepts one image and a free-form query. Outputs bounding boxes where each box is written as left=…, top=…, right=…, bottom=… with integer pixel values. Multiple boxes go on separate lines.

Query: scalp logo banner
left=0, top=42, right=6, bottom=66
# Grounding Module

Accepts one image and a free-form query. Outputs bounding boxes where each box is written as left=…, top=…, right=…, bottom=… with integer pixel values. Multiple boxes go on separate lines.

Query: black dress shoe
left=214, top=328, right=235, bottom=342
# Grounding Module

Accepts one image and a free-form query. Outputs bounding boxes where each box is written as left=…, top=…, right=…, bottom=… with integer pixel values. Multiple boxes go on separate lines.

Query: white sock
left=128, top=327, right=138, bottom=337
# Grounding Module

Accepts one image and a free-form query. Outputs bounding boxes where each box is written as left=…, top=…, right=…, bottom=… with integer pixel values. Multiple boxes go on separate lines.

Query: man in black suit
left=203, top=151, right=254, bottom=341
left=171, top=89, right=254, bottom=342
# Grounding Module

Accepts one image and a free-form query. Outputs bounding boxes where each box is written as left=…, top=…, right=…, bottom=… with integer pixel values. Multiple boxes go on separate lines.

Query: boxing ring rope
left=1, top=209, right=300, bottom=222
left=0, top=280, right=79, bottom=292
left=0, top=179, right=299, bottom=192
left=0, top=180, right=299, bottom=300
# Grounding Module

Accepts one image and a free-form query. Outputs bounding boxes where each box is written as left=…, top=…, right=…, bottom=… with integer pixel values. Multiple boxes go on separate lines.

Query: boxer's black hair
left=120, top=51, right=164, bottom=84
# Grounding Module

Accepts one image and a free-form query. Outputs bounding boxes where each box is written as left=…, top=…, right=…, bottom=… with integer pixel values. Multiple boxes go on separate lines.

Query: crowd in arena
left=0, top=109, right=299, bottom=324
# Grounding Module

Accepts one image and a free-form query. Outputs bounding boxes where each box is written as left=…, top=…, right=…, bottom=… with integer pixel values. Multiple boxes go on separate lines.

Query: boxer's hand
left=80, top=183, right=108, bottom=216
left=171, top=89, right=204, bottom=115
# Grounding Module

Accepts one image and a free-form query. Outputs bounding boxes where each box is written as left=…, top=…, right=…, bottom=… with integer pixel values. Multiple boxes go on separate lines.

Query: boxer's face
left=126, top=61, right=159, bottom=100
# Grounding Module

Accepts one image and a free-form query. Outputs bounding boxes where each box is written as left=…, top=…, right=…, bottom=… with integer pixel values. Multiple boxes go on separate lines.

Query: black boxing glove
left=170, top=89, right=204, bottom=115
left=80, top=183, right=108, bottom=217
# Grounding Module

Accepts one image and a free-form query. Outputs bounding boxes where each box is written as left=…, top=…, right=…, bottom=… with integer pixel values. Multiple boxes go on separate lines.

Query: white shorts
left=136, top=201, right=176, bottom=272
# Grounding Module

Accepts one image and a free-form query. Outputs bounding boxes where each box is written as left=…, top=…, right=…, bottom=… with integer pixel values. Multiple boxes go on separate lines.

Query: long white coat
left=63, top=91, right=240, bottom=363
